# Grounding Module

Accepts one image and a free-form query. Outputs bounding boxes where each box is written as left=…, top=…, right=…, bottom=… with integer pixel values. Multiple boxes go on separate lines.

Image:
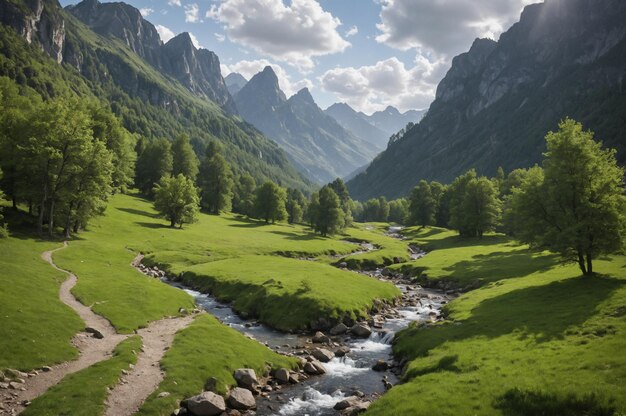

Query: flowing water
left=162, top=226, right=448, bottom=415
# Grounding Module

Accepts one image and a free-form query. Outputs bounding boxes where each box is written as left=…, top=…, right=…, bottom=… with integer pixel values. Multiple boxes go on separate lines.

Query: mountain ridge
left=347, top=0, right=626, bottom=200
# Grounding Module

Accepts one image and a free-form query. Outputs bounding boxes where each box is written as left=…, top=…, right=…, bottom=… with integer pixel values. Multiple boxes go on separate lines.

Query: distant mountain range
left=225, top=73, right=247, bottom=96
left=348, top=0, right=626, bottom=200
left=325, top=103, right=425, bottom=150
left=232, top=67, right=380, bottom=183
left=0, top=0, right=311, bottom=190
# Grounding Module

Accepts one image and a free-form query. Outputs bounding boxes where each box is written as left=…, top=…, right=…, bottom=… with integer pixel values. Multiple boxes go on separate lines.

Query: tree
left=430, top=181, right=449, bottom=227
left=198, top=149, right=234, bottom=214
left=172, top=133, right=199, bottom=180
left=135, top=138, right=173, bottom=196
left=86, top=103, right=136, bottom=193
left=377, top=196, right=390, bottom=222
left=286, top=188, right=307, bottom=224
left=388, top=198, right=409, bottom=224
left=507, top=119, right=626, bottom=275
left=153, top=174, right=200, bottom=228
left=460, top=177, right=501, bottom=238
left=0, top=169, right=8, bottom=238
left=448, top=169, right=478, bottom=236
left=362, top=198, right=381, bottom=222
left=232, top=173, right=256, bottom=217
left=254, top=181, right=287, bottom=223
left=329, top=178, right=353, bottom=227
left=311, top=186, right=344, bottom=236
left=409, top=180, right=436, bottom=227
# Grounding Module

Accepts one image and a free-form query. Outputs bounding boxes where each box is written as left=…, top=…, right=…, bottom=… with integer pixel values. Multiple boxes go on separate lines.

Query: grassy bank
left=0, top=235, right=83, bottom=371
left=173, top=256, right=399, bottom=331
left=137, top=314, right=298, bottom=416
left=366, top=227, right=626, bottom=415
left=22, top=336, right=142, bottom=416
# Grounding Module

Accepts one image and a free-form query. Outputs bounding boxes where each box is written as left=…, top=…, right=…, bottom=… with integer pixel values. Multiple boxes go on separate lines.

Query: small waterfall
left=278, top=387, right=344, bottom=415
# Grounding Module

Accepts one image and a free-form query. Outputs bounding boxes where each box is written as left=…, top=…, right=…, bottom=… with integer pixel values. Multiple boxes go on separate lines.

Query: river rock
left=186, top=391, right=226, bottom=416
left=372, top=360, right=389, bottom=372
left=350, top=324, right=372, bottom=338
left=303, top=361, right=325, bottom=375
left=311, top=348, right=334, bottom=363
left=329, top=323, right=348, bottom=335
left=335, top=346, right=351, bottom=357
left=344, top=401, right=371, bottom=415
left=227, top=387, right=256, bottom=410
left=85, top=327, right=104, bottom=339
left=312, top=331, right=330, bottom=344
left=334, top=396, right=362, bottom=411
left=274, top=368, right=290, bottom=384
left=233, top=369, right=258, bottom=390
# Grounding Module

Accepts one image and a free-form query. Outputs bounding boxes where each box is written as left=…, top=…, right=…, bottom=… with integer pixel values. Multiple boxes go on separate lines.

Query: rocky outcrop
left=348, top=0, right=626, bottom=200
left=185, top=391, right=226, bottom=416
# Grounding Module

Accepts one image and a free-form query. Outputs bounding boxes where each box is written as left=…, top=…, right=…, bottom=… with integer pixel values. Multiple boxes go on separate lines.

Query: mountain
left=66, top=0, right=236, bottom=114
left=234, top=67, right=379, bottom=183
left=0, top=0, right=310, bottom=191
left=325, top=103, right=389, bottom=150
left=348, top=0, right=626, bottom=200
left=225, top=72, right=247, bottom=96
left=366, top=106, right=426, bottom=137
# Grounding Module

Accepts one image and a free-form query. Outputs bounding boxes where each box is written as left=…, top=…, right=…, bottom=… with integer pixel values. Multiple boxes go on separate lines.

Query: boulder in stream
left=274, top=368, right=290, bottom=384
left=311, top=348, right=335, bottom=363
left=312, top=331, right=331, bottom=344
left=329, top=323, right=348, bottom=335
left=372, top=360, right=389, bottom=372
left=350, top=323, right=372, bottom=338
left=303, top=360, right=326, bottom=375
left=334, top=396, right=362, bottom=410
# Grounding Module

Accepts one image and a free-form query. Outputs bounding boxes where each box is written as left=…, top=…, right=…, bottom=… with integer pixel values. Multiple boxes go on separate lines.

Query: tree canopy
left=153, top=174, right=200, bottom=228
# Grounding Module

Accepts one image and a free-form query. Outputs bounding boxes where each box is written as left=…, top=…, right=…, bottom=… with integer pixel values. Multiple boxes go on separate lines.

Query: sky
left=61, top=0, right=541, bottom=114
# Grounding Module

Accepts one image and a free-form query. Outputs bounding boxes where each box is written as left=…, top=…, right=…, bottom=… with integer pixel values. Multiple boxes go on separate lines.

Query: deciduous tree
left=153, top=174, right=200, bottom=228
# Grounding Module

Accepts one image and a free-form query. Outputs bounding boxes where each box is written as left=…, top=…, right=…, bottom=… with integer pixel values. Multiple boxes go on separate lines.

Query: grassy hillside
left=0, top=234, right=83, bottom=370
left=366, top=227, right=626, bottom=415
left=52, top=192, right=402, bottom=332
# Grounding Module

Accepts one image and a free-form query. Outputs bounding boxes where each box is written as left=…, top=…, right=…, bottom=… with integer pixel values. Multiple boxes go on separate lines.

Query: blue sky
left=60, top=0, right=539, bottom=114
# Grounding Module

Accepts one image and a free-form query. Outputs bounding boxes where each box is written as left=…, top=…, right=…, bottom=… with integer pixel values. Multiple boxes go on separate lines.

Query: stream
left=160, top=226, right=449, bottom=415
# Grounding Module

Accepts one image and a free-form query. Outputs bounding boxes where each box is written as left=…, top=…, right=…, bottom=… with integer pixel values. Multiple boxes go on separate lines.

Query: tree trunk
left=73, top=220, right=80, bottom=234
left=170, top=218, right=176, bottom=227
left=577, top=251, right=587, bottom=275
left=28, top=200, right=33, bottom=216
left=37, top=195, right=46, bottom=236
left=48, top=198, right=55, bottom=237
left=586, top=254, right=593, bottom=275
left=12, top=195, right=17, bottom=210
left=64, top=201, right=74, bottom=239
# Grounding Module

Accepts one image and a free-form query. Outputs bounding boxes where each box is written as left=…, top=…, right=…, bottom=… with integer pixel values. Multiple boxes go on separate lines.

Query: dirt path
left=0, top=246, right=195, bottom=416
left=1, top=243, right=128, bottom=415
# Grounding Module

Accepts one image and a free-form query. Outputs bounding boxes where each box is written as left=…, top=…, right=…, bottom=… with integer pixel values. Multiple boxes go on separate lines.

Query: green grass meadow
left=365, top=226, right=626, bottom=416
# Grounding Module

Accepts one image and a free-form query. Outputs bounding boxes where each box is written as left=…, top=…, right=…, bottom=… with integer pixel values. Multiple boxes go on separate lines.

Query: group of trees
left=400, top=119, right=625, bottom=275
left=0, top=77, right=136, bottom=237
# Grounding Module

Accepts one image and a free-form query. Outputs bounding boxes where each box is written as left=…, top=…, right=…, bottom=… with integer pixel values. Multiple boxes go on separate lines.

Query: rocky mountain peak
left=238, top=67, right=286, bottom=106
left=290, top=87, right=315, bottom=105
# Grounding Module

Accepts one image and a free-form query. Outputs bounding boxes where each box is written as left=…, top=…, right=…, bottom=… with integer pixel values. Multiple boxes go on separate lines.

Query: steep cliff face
left=0, top=0, right=65, bottom=63
left=348, top=0, right=626, bottom=200
left=161, top=33, right=236, bottom=113
left=65, top=0, right=235, bottom=113
left=235, top=67, right=379, bottom=183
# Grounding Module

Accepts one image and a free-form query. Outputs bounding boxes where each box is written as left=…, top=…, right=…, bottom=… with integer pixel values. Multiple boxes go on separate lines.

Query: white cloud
left=155, top=24, right=175, bottom=43
left=345, top=25, right=358, bottom=37
left=167, top=0, right=181, bottom=6
left=214, top=33, right=225, bottom=42
left=184, top=3, right=200, bottom=23
left=189, top=33, right=202, bottom=49
left=320, top=56, right=447, bottom=113
left=207, top=0, right=350, bottom=71
left=376, top=0, right=540, bottom=58
left=139, top=7, right=153, bottom=17
left=222, top=59, right=313, bottom=98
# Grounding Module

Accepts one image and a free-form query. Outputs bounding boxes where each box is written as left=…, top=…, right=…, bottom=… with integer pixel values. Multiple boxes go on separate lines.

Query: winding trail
left=1, top=244, right=195, bottom=416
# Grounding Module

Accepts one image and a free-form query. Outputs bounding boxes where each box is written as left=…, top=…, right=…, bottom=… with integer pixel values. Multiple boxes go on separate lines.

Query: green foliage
left=507, top=119, right=626, bottom=275
left=388, top=198, right=409, bottom=224
left=494, top=388, right=616, bottom=416
left=232, top=173, right=256, bottom=217
left=358, top=196, right=390, bottom=222
left=135, top=138, right=173, bottom=196
left=0, top=169, right=7, bottom=238
left=286, top=188, right=306, bottom=224
left=198, top=150, right=234, bottom=214
left=328, top=177, right=353, bottom=227
left=171, top=133, right=199, bottom=181
left=409, top=180, right=436, bottom=227
left=310, top=186, right=344, bottom=237
left=137, top=315, right=297, bottom=416
left=254, top=181, right=287, bottom=223
left=22, top=336, right=142, bottom=416
left=153, top=174, right=200, bottom=228
left=448, top=170, right=501, bottom=237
